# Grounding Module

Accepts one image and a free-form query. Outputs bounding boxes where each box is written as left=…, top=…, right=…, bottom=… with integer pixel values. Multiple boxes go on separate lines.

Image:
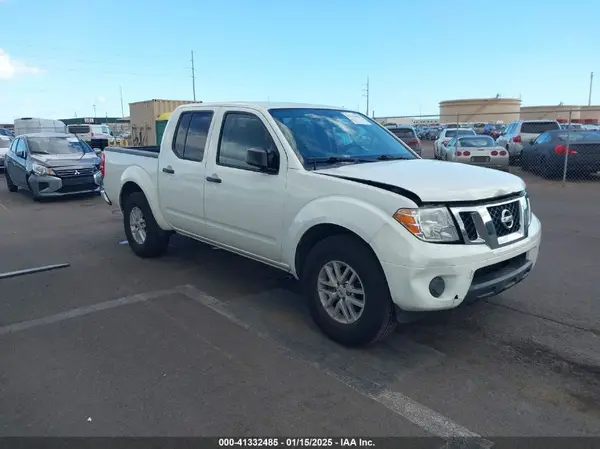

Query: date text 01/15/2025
left=218, top=438, right=375, bottom=447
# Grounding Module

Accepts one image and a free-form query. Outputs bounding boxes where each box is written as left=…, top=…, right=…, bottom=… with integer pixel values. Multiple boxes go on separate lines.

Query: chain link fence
left=377, top=108, right=600, bottom=185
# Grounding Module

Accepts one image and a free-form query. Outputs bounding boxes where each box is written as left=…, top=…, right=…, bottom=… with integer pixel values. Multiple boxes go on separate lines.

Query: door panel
left=203, top=109, right=287, bottom=262
left=157, top=109, right=216, bottom=235
left=11, top=139, right=28, bottom=186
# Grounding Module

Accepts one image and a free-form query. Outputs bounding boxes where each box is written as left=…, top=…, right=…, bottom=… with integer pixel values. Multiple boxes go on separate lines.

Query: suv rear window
left=521, top=122, right=559, bottom=134
left=68, top=125, right=90, bottom=134
left=390, top=128, right=416, bottom=139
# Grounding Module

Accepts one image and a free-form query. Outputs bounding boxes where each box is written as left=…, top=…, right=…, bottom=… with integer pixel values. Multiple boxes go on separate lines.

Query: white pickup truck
left=101, top=102, right=542, bottom=347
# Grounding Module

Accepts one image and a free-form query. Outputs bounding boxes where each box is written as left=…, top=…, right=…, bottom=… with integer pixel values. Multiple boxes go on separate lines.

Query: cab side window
left=217, top=112, right=279, bottom=172
left=172, top=111, right=214, bottom=162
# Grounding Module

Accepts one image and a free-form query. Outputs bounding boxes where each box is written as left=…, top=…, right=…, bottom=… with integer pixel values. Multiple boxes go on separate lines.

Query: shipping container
left=129, top=99, right=201, bottom=146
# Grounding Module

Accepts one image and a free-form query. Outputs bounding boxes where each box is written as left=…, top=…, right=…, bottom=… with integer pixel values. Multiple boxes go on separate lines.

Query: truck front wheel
left=302, top=235, right=397, bottom=346
left=123, top=192, right=170, bottom=258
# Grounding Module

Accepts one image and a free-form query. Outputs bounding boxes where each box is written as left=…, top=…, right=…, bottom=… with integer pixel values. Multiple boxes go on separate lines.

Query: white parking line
left=175, top=284, right=494, bottom=448
left=0, top=287, right=180, bottom=336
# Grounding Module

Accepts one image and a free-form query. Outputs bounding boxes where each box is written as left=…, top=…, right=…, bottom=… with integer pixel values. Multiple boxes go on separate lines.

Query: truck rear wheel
left=123, top=192, right=170, bottom=258
left=302, top=235, right=397, bottom=346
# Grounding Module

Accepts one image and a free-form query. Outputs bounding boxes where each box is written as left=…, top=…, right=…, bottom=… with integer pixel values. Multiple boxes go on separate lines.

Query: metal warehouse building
left=439, top=97, right=521, bottom=124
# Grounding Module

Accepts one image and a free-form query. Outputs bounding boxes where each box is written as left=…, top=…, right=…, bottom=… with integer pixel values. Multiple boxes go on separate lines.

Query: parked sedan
left=4, top=132, right=103, bottom=201
left=521, top=130, right=600, bottom=179
left=443, top=135, right=509, bottom=171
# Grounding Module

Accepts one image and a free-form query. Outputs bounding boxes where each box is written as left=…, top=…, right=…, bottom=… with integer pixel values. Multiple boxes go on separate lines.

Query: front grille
left=487, top=200, right=521, bottom=237
left=54, top=167, right=96, bottom=177
left=459, top=212, right=478, bottom=241
left=61, top=175, right=95, bottom=186
left=58, top=183, right=98, bottom=194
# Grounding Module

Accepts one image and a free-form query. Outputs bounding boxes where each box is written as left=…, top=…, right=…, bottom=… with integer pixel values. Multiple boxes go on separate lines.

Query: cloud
left=0, top=49, right=44, bottom=80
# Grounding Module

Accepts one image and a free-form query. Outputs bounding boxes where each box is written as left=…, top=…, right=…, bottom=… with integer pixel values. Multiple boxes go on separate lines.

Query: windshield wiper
left=376, top=154, right=414, bottom=161
left=304, top=156, right=376, bottom=169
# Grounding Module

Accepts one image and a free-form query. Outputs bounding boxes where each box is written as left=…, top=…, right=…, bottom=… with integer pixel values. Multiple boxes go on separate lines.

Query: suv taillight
left=100, top=152, right=106, bottom=177
left=513, top=135, right=522, bottom=143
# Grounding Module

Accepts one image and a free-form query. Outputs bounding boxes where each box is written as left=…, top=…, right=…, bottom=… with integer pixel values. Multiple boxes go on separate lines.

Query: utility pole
left=120, top=85, right=125, bottom=118
left=363, top=77, right=370, bottom=116
left=191, top=50, right=197, bottom=101
left=588, top=72, right=594, bottom=106
left=93, top=104, right=97, bottom=118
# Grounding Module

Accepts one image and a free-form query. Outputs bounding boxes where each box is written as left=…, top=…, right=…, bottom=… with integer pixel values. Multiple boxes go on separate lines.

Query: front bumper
left=371, top=214, right=542, bottom=312
left=29, top=171, right=103, bottom=197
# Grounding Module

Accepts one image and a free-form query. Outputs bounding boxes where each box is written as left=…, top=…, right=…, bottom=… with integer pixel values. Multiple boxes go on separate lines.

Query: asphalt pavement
left=0, top=152, right=599, bottom=441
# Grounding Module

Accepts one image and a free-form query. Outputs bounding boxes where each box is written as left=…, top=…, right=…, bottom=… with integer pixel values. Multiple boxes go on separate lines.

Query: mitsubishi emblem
left=74, top=170, right=80, bottom=175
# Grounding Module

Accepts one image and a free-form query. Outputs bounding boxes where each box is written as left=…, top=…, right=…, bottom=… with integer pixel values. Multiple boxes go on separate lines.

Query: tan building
left=439, top=98, right=521, bottom=124
left=129, top=99, right=201, bottom=146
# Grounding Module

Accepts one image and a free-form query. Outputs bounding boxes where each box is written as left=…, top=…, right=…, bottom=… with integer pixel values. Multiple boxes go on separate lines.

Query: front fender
left=283, top=196, right=396, bottom=276
left=120, top=166, right=171, bottom=231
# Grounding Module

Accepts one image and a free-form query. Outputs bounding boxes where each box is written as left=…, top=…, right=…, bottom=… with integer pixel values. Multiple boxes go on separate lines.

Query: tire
left=301, top=235, right=397, bottom=347
left=5, top=171, right=18, bottom=192
left=123, top=192, right=170, bottom=258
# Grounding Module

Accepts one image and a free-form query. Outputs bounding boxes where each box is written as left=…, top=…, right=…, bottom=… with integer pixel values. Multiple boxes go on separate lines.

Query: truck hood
left=314, top=159, right=525, bottom=203
left=30, top=152, right=100, bottom=168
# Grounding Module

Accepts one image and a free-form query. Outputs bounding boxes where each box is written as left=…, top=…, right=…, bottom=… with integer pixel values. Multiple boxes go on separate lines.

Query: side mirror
left=94, top=148, right=102, bottom=155
left=16, top=150, right=25, bottom=158
left=246, top=147, right=273, bottom=172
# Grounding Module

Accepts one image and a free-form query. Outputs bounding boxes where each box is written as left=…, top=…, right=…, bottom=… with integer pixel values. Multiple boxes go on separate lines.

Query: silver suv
left=496, top=120, right=560, bottom=164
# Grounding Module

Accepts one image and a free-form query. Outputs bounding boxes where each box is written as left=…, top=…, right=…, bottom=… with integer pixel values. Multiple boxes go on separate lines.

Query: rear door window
left=172, top=111, right=214, bottom=162
left=182, top=112, right=213, bottom=162
left=521, top=122, right=560, bottom=134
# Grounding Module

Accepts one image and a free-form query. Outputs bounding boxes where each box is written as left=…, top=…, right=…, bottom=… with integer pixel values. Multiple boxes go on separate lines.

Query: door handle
left=162, top=166, right=175, bottom=174
left=206, top=175, right=222, bottom=184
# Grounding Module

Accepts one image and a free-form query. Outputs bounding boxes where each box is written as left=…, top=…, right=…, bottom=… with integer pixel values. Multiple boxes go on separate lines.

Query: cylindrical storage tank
left=520, top=105, right=580, bottom=122
left=439, top=98, right=521, bottom=125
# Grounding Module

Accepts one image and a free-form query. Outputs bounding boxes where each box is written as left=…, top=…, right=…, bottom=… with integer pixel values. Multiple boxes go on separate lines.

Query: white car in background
left=434, top=128, right=476, bottom=159
left=443, top=135, right=509, bottom=171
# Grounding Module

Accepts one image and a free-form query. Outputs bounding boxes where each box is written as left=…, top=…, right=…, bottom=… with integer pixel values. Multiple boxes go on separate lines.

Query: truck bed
left=105, top=146, right=160, bottom=157
left=102, top=146, right=160, bottom=210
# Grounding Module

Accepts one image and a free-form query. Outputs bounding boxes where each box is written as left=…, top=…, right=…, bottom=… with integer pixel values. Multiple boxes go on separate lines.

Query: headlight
left=393, top=207, right=460, bottom=242
left=525, top=195, right=532, bottom=227
left=31, top=163, right=55, bottom=176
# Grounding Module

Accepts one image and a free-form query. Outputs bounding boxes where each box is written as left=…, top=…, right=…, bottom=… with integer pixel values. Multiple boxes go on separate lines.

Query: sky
left=0, top=0, right=599, bottom=122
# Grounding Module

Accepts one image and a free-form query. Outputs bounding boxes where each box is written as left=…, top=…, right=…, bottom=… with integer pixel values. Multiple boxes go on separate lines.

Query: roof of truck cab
left=177, top=101, right=345, bottom=111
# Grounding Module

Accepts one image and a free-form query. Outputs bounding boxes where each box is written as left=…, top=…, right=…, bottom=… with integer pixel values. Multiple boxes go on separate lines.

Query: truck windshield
left=269, top=108, right=417, bottom=165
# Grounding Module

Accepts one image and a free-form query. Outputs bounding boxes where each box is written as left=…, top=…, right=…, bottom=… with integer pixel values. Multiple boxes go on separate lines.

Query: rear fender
left=120, top=165, right=171, bottom=230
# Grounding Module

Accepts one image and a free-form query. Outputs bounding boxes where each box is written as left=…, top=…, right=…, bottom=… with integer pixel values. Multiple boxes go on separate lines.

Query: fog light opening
left=429, top=276, right=446, bottom=298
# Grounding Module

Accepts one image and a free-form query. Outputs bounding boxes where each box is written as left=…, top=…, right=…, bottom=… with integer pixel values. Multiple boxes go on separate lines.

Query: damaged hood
left=314, top=159, right=525, bottom=203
